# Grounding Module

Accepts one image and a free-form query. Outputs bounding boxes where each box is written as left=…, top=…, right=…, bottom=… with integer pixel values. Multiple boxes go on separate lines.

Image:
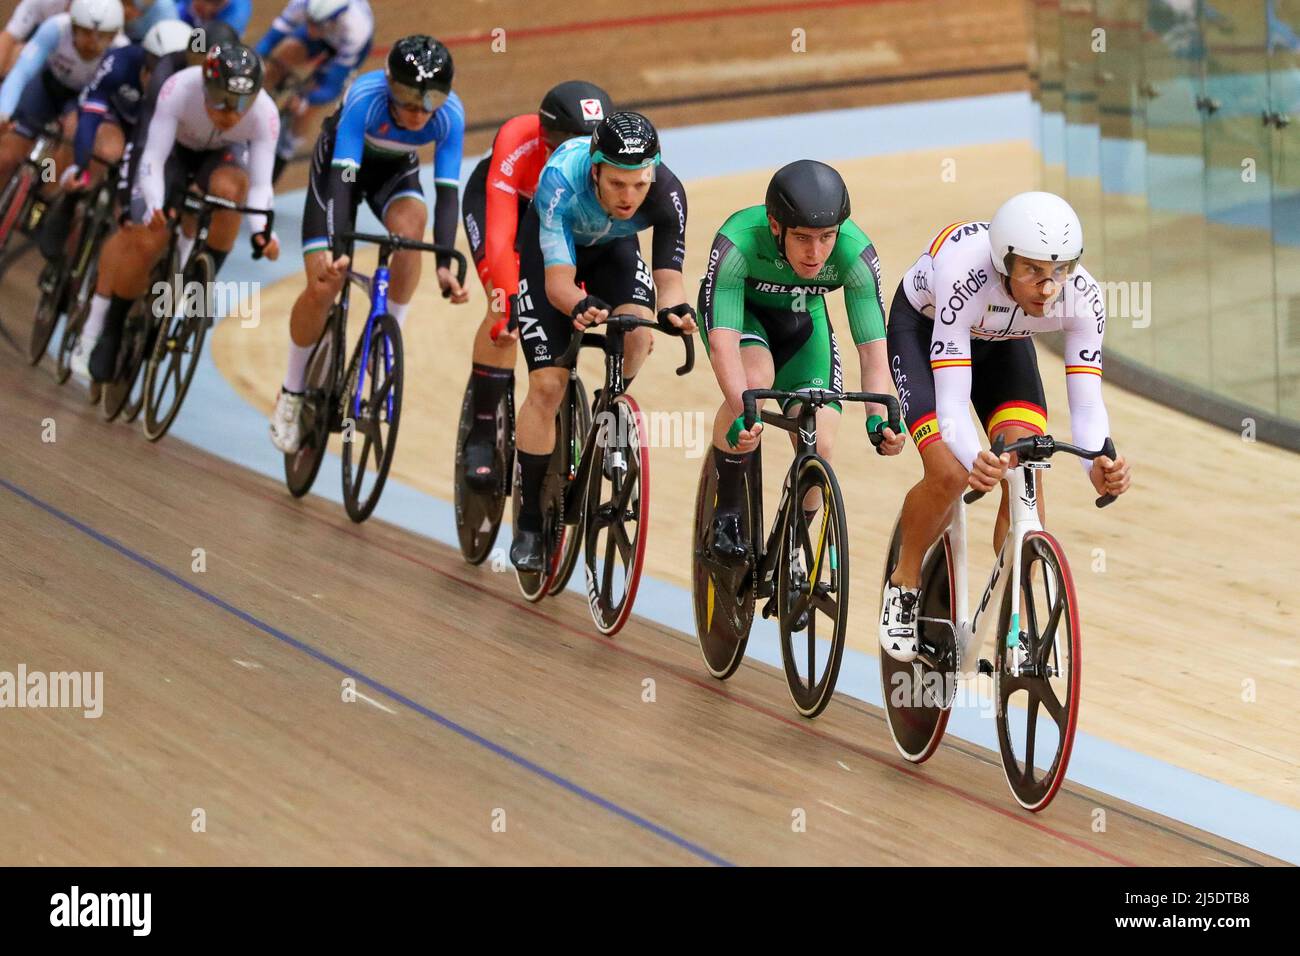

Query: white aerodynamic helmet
left=70, top=0, right=125, bottom=33
left=988, top=191, right=1084, bottom=276
left=306, top=0, right=349, bottom=23
left=142, top=19, right=193, bottom=58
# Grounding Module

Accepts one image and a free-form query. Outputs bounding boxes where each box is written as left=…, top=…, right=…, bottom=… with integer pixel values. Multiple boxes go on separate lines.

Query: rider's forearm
left=652, top=268, right=686, bottom=311
left=708, top=329, right=749, bottom=417
left=433, top=183, right=457, bottom=271
left=543, top=264, right=587, bottom=317
left=856, top=338, right=893, bottom=421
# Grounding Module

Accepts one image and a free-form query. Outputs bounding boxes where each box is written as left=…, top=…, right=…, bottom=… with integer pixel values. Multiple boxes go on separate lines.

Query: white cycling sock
left=283, top=341, right=313, bottom=393
left=81, top=293, right=111, bottom=344
left=389, top=300, right=409, bottom=330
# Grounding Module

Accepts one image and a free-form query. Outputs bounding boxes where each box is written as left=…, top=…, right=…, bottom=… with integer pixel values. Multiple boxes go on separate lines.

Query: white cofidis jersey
left=137, top=66, right=279, bottom=233
left=902, top=219, right=1110, bottom=473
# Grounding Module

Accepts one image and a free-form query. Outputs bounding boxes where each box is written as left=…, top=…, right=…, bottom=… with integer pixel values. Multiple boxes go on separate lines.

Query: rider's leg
left=510, top=365, right=569, bottom=568
left=381, top=195, right=427, bottom=330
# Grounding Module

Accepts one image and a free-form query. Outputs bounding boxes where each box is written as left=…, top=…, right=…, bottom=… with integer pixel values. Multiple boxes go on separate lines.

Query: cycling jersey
left=134, top=65, right=277, bottom=233
left=700, top=204, right=886, bottom=347
left=73, top=43, right=145, bottom=169
left=476, top=112, right=550, bottom=297
left=0, top=14, right=124, bottom=118
left=254, top=0, right=374, bottom=106
left=533, top=136, right=687, bottom=272
left=122, top=0, right=180, bottom=44
left=3, top=0, right=68, bottom=43
left=176, top=0, right=252, bottom=35
left=302, top=68, right=463, bottom=255
left=900, top=220, right=1109, bottom=471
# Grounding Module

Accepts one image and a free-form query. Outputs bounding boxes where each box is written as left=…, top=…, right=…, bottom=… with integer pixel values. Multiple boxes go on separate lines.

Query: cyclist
left=0, top=0, right=167, bottom=76
left=37, top=17, right=191, bottom=269
left=54, top=19, right=192, bottom=202
left=508, top=110, right=696, bottom=573
left=699, top=159, right=905, bottom=566
left=268, top=34, right=467, bottom=454
left=459, top=79, right=614, bottom=490
left=254, top=0, right=374, bottom=182
left=176, top=0, right=252, bottom=36
left=71, top=41, right=280, bottom=382
left=0, top=0, right=123, bottom=191
left=120, top=1, right=183, bottom=44
left=1, top=1, right=72, bottom=78
left=879, top=191, right=1131, bottom=662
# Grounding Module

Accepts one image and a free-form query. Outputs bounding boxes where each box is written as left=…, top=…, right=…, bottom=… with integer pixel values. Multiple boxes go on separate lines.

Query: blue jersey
left=123, top=0, right=179, bottom=43
left=533, top=137, right=688, bottom=271
left=329, top=70, right=464, bottom=186
left=176, top=0, right=252, bottom=35
left=74, top=44, right=146, bottom=169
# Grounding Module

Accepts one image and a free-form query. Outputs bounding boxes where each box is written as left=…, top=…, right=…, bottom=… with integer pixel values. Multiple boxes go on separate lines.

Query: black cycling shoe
left=88, top=328, right=122, bottom=384
left=463, top=437, right=498, bottom=492
left=510, top=528, right=545, bottom=573
left=709, top=511, right=749, bottom=566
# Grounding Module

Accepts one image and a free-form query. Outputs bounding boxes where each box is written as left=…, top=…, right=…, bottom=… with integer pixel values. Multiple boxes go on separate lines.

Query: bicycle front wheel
left=27, top=260, right=65, bottom=366
left=777, top=454, right=851, bottom=718
left=341, top=312, right=404, bottom=522
left=142, top=252, right=212, bottom=441
left=994, top=530, right=1081, bottom=812
left=582, top=393, right=649, bottom=635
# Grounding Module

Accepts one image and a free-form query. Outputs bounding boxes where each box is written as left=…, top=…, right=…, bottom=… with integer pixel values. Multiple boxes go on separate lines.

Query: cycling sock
left=82, top=293, right=111, bottom=343
left=207, top=249, right=228, bottom=277
left=713, top=445, right=750, bottom=513
left=516, top=450, right=551, bottom=532
left=470, top=364, right=512, bottom=442
left=105, top=294, right=132, bottom=338
left=284, top=341, right=313, bottom=393
left=389, top=300, right=409, bottom=330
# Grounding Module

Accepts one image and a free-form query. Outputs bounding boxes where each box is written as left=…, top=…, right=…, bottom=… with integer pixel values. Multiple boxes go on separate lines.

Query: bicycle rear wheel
left=545, top=376, right=590, bottom=596
left=453, top=373, right=514, bottom=565
left=994, top=530, right=1081, bottom=812
left=285, top=311, right=340, bottom=498
left=142, top=252, right=212, bottom=441
left=341, top=312, right=404, bottom=522
left=777, top=455, right=850, bottom=718
left=582, top=394, right=649, bottom=635
left=56, top=256, right=99, bottom=385
left=691, top=452, right=757, bottom=679
left=878, top=517, right=957, bottom=763
left=27, top=259, right=66, bottom=365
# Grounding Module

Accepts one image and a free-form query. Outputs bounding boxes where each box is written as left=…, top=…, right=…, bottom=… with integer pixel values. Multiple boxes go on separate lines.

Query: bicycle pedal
left=761, top=596, right=777, bottom=620
left=978, top=658, right=994, bottom=676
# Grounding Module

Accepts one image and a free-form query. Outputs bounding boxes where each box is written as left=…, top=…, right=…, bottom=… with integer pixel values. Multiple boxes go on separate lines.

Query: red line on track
left=133, top=436, right=1137, bottom=867
left=371, top=0, right=904, bottom=57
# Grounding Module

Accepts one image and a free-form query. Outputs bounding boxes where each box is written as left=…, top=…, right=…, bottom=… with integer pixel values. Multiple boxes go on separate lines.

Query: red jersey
left=483, top=113, right=551, bottom=298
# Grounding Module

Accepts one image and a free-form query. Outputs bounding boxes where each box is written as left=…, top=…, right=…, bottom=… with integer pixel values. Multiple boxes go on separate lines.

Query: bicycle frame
left=939, top=460, right=1051, bottom=678
left=344, top=258, right=395, bottom=422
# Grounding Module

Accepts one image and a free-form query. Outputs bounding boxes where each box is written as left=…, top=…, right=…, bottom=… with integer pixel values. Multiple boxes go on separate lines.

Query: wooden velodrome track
left=0, top=0, right=1294, bottom=865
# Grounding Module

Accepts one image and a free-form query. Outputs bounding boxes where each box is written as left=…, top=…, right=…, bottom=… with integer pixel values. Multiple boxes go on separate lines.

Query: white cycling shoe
left=269, top=388, right=305, bottom=454
left=70, top=334, right=95, bottom=382
left=879, top=583, right=921, bottom=662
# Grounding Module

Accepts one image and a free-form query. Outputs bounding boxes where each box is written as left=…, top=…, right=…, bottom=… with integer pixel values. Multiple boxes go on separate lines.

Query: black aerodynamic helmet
left=386, top=34, right=454, bottom=111
left=538, top=80, right=613, bottom=138
left=766, top=159, right=851, bottom=230
left=202, top=42, right=263, bottom=113
left=589, top=110, right=660, bottom=169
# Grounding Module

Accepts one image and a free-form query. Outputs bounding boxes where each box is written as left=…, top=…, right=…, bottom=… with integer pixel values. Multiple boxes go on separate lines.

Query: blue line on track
left=0, top=476, right=734, bottom=867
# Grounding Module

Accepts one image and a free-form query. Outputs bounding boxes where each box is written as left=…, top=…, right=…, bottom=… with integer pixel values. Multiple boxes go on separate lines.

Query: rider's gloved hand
left=656, top=303, right=697, bottom=333
left=570, top=294, right=611, bottom=329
